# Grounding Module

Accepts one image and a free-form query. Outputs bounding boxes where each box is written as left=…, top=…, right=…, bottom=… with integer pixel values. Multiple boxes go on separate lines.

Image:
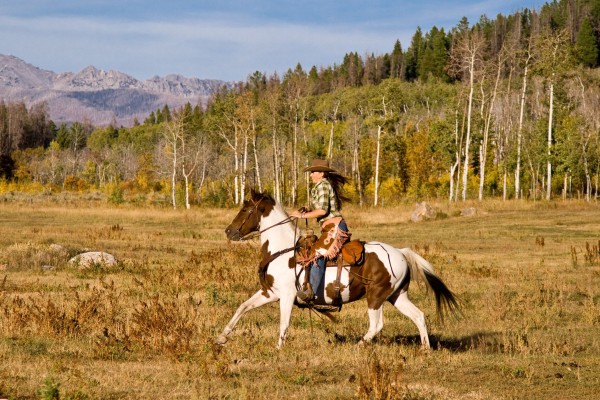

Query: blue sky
left=0, top=0, right=544, bottom=82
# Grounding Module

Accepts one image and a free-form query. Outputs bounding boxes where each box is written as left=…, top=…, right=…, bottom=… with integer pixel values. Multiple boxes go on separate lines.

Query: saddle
left=295, top=231, right=365, bottom=309
left=295, top=230, right=365, bottom=267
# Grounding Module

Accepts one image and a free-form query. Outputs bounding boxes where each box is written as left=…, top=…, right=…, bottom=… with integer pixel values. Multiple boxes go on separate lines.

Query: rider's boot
left=296, top=283, right=314, bottom=303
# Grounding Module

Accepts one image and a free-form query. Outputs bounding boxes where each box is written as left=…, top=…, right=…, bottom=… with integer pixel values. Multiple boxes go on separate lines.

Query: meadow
left=0, top=193, right=599, bottom=399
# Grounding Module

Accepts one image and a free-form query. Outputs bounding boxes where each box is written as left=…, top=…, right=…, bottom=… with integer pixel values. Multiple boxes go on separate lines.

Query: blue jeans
left=310, top=219, right=348, bottom=296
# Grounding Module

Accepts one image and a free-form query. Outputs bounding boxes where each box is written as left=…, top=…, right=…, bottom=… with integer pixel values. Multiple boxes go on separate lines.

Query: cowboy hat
left=302, top=159, right=336, bottom=173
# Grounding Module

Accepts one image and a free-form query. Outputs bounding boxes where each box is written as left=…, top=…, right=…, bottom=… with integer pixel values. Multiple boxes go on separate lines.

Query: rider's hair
left=323, top=171, right=350, bottom=207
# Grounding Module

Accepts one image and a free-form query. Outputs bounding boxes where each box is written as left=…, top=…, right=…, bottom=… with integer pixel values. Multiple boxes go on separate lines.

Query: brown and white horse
left=217, top=190, right=460, bottom=349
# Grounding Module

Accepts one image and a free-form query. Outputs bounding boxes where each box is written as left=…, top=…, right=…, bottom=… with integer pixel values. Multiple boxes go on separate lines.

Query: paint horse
left=217, top=190, right=460, bottom=349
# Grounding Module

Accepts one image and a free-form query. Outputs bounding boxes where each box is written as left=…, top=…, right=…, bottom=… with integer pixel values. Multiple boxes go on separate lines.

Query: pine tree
left=405, top=27, right=424, bottom=81
left=574, top=17, right=598, bottom=67
left=419, top=26, right=450, bottom=80
left=389, top=39, right=405, bottom=79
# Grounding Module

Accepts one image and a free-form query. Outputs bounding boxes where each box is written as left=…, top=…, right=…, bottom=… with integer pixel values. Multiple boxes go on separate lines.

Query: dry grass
left=0, top=197, right=599, bottom=399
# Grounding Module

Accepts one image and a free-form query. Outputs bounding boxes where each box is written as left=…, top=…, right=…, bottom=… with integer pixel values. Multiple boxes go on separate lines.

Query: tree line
left=2, top=0, right=600, bottom=207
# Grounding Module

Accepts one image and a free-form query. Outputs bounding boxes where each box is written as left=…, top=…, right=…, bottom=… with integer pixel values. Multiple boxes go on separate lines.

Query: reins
left=233, top=202, right=341, bottom=328
left=233, top=195, right=296, bottom=242
left=238, top=217, right=295, bottom=241
left=233, top=196, right=300, bottom=274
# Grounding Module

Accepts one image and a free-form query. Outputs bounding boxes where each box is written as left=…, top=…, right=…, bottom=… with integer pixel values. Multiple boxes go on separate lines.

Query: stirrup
left=296, top=290, right=313, bottom=301
left=296, top=287, right=314, bottom=303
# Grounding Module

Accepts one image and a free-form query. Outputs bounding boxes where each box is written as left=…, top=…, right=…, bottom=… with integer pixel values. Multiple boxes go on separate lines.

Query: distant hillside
left=0, top=54, right=232, bottom=126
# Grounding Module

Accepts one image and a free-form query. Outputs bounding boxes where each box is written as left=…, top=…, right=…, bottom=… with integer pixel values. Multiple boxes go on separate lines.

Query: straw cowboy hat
left=302, top=159, right=337, bottom=173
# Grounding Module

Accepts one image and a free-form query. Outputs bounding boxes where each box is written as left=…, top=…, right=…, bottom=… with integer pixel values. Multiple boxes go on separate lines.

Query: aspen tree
left=533, top=28, right=570, bottom=200
left=450, top=19, right=486, bottom=201
left=163, top=115, right=184, bottom=209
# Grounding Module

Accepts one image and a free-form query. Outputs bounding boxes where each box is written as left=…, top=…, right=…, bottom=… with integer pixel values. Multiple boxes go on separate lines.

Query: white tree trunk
left=515, top=54, right=530, bottom=200
left=272, top=129, right=281, bottom=203
left=478, top=56, right=501, bottom=201
left=241, top=132, right=248, bottom=203
left=461, top=53, right=475, bottom=202
left=451, top=110, right=461, bottom=202
left=252, top=136, right=262, bottom=193
left=326, top=101, right=340, bottom=160
left=291, top=107, right=298, bottom=205
left=233, top=127, right=240, bottom=204
left=171, top=146, right=177, bottom=209
left=546, top=81, right=554, bottom=201
left=449, top=159, right=459, bottom=202
left=164, top=118, right=183, bottom=209
left=352, top=121, right=363, bottom=206
left=374, top=125, right=382, bottom=207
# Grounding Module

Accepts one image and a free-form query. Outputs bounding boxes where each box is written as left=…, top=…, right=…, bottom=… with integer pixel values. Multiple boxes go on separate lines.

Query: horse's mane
left=250, top=189, right=297, bottom=235
left=251, top=189, right=276, bottom=205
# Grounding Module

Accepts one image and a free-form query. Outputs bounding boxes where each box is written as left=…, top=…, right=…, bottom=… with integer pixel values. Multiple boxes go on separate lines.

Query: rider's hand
left=290, top=210, right=302, bottom=219
left=290, top=208, right=308, bottom=219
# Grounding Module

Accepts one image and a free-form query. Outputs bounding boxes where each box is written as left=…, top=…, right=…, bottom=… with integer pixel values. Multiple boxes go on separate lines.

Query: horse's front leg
left=216, top=289, right=279, bottom=345
left=358, top=307, right=384, bottom=345
left=277, top=292, right=296, bottom=349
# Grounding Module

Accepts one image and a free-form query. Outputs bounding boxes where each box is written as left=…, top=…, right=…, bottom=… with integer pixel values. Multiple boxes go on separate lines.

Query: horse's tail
left=398, top=247, right=461, bottom=322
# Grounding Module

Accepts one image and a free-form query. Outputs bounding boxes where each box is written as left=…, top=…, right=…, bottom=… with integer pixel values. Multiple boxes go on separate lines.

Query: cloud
left=1, top=0, right=545, bottom=81
left=1, top=13, right=405, bottom=81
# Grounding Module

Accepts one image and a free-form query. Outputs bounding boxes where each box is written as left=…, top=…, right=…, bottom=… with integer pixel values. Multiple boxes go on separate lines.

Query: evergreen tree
left=389, top=39, right=405, bottom=80
left=419, top=26, right=450, bottom=80
left=144, top=111, right=156, bottom=125
left=405, top=27, right=424, bottom=81
left=161, top=105, right=172, bottom=122
left=575, top=17, right=598, bottom=66
left=55, top=123, right=71, bottom=150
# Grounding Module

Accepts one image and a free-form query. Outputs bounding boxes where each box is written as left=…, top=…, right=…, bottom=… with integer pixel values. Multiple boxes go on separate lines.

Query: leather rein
left=234, top=196, right=296, bottom=242
left=232, top=198, right=375, bottom=298
left=233, top=197, right=298, bottom=268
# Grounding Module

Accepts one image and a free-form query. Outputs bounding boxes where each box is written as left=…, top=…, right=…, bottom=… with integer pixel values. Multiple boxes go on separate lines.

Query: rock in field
left=461, top=207, right=477, bottom=217
left=68, top=251, right=118, bottom=269
left=410, top=202, right=437, bottom=222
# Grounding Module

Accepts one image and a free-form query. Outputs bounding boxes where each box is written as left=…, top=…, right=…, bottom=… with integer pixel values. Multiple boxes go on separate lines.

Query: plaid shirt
left=310, top=179, right=342, bottom=223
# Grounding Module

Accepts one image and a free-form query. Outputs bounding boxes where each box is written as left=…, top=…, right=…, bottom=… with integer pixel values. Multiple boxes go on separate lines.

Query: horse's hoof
left=215, top=335, right=228, bottom=345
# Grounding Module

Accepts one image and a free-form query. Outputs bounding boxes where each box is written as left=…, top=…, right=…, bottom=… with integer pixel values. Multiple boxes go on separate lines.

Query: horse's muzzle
left=225, top=227, right=242, bottom=241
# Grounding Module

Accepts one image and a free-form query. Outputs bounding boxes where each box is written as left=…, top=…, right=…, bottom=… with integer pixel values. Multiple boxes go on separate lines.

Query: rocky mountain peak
left=0, top=54, right=54, bottom=90
left=56, top=65, right=140, bottom=90
left=0, top=54, right=233, bottom=126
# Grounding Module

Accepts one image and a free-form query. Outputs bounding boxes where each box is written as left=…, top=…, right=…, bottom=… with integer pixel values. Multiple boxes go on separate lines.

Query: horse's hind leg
left=358, top=307, right=384, bottom=344
left=389, top=290, right=431, bottom=349
left=216, top=290, right=278, bottom=345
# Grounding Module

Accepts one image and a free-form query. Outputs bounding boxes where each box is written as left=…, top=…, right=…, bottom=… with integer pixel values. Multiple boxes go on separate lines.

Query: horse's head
left=225, top=190, right=276, bottom=241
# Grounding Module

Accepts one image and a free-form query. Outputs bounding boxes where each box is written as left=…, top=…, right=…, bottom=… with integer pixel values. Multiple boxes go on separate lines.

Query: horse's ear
left=263, top=192, right=275, bottom=203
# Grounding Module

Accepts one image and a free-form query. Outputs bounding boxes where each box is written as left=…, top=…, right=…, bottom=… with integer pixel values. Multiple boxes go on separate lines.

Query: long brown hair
left=324, top=171, right=350, bottom=208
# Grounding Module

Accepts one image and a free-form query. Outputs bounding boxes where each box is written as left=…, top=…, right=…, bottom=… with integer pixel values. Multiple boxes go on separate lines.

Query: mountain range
left=0, top=54, right=232, bottom=126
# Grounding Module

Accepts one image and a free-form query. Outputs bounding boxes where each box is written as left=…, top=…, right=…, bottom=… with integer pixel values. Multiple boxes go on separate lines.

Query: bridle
left=233, top=196, right=296, bottom=241
left=233, top=196, right=299, bottom=290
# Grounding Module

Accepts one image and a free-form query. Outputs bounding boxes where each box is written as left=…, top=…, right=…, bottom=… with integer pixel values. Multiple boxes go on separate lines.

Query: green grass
left=0, top=198, right=599, bottom=399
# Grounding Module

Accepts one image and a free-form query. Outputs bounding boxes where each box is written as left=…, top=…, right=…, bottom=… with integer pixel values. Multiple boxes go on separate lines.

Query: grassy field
left=0, top=195, right=599, bottom=399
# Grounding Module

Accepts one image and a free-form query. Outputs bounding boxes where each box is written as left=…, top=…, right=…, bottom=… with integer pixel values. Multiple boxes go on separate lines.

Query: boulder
left=68, top=251, right=118, bottom=269
left=461, top=207, right=477, bottom=217
left=48, top=243, right=67, bottom=253
left=410, top=202, right=437, bottom=223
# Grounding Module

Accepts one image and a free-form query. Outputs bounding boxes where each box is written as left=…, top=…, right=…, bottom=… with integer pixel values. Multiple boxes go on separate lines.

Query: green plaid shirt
left=310, top=179, right=342, bottom=223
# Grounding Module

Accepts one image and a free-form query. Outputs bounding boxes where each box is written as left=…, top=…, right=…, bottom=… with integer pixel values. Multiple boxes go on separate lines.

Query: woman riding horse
left=221, top=190, right=460, bottom=349
left=289, top=159, right=350, bottom=303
